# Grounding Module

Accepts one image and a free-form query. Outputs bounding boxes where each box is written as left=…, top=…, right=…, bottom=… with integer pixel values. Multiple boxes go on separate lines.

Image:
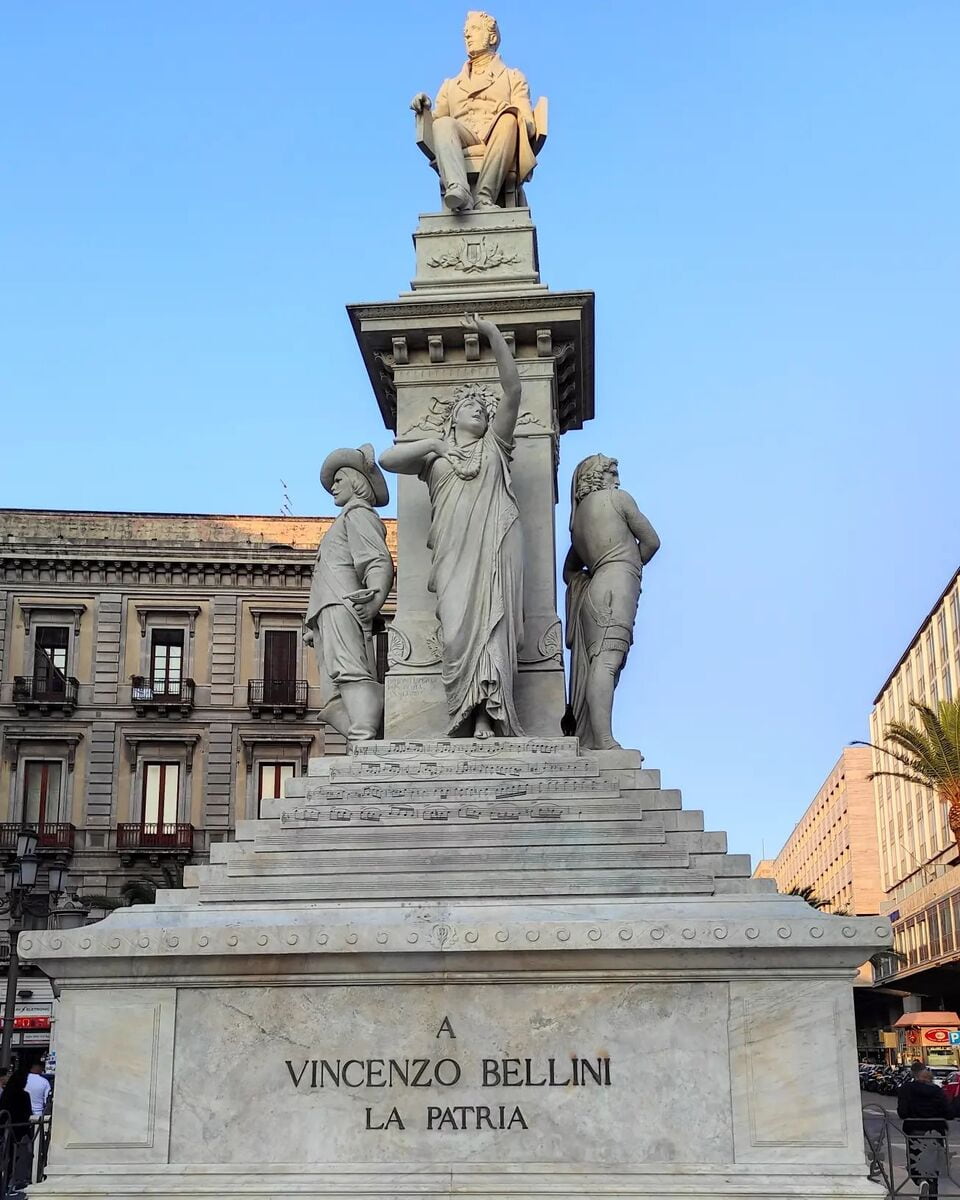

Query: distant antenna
left=280, top=479, right=293, bottom=517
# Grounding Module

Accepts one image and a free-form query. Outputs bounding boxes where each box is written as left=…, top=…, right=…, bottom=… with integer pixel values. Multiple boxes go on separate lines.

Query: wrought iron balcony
left=130, top=675, right=196, bottom=716
left=0, top=822, right=77, bottom=854
left=12, top=675, right=79, bottom=715
left=247, top=678, right=308, bottom=718
left=116, top=822, right=195, bottom=856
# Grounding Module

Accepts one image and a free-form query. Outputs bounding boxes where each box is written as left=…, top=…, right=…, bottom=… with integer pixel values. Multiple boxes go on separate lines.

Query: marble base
left=406, top=207, right=546, bottom=297
left=24, top=742, right=887, bottom=1200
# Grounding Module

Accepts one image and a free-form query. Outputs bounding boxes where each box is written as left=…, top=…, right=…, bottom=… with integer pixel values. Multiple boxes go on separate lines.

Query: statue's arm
left=619, top=491, right=661, bottom=565
left=433, top=80, right=450, bottom=119
left=509, top=69, right=536, bottom=137
left=465, top=316, right=520, bottom=443
left=562, top=544, right=587, bottom=585
left=379, top=438, right=444, bottom=476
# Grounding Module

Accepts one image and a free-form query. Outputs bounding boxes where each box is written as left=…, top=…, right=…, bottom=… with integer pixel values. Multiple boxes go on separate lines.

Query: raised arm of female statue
left=379, top=438, right=445, bottom=476
left=462, top=314, right=521, bottom=443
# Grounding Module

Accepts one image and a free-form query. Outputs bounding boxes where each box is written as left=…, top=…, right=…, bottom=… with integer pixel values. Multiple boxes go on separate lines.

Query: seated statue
left=563, top=455, right=660, bottom=751
left=410, top=11, right=545, bottom=213
left=304, top=445, right=394, bottom=741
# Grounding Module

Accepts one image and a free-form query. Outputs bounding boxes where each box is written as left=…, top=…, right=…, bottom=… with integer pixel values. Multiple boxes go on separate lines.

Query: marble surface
left=169, top=980, right=733, bottom=1165
left=27, top=742, right=888, bottom=1199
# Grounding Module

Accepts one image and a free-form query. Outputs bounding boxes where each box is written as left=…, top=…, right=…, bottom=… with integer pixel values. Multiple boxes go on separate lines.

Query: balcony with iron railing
left=12, top=675, right=79, bottom=715
left=116, top=822, right=195, bottom=859
left=0, top=823, right=77, bottom=854
left=130, top=675, right=196, bottom=716
left=247, top=678, right=308, bottom=719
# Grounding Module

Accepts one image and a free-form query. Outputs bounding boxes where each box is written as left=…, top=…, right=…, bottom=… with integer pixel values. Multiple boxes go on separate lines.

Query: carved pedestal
left=349, top=209, right=594, bottom=737
left=25, top=739, right=887, bottom=1199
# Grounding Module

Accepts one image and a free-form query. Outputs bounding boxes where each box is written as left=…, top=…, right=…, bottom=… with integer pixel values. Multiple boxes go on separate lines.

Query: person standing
left=898, top=1066, right=953, bottom=1198
left=24, top=1062, right=50, bottom=1117
left=0, top=1066, right=34, bottom=1190
left=380, top=314, right=524, bottom=739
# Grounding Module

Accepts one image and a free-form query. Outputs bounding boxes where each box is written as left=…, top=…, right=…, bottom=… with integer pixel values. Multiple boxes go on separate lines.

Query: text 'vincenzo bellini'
left=284, top=1016, right=613, bottom=1132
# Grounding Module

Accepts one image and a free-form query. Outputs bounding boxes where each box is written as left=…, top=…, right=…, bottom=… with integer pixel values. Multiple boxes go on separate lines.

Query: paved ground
left=861, top=1089, right=960, bottom=1196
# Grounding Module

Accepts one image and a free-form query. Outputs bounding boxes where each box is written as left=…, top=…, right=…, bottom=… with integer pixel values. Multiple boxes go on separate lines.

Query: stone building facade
left=0, top=508, right=397, bottom=913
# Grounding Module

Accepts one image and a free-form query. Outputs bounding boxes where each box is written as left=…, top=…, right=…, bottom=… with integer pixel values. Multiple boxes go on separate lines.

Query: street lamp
left=0, top=831, right=68, bottom=1070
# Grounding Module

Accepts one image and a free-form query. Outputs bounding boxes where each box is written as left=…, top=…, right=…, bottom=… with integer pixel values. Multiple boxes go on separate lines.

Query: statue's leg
left=585, top=648, right=625, bottom=751
left=340, top=680, right=384, bottom=741
left=475, top=115, right=518, bottom=209
left=432, top=116, right=477, bottom=211
left=473, top=705, right=494, bottom=740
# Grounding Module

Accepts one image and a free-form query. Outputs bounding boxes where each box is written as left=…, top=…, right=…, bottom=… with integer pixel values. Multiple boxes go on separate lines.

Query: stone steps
left=219, top=845, right=694, bottom=879
left=193, top=867, right=719, bottom=902
left=252, top=818, right=669, bottom=854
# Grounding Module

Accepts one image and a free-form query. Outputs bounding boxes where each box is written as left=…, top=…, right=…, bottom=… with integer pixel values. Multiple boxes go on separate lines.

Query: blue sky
left=3, top=1, right=957, bottom=867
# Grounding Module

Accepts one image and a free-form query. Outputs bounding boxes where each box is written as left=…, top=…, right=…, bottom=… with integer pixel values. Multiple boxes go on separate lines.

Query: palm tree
left=787, top=884, right=829, bottom=910
left=857, top=698, right=960, bottom=848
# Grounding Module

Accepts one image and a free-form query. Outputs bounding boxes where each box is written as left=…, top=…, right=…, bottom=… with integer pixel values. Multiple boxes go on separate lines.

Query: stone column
left=349, top=208, right=595, bottom=737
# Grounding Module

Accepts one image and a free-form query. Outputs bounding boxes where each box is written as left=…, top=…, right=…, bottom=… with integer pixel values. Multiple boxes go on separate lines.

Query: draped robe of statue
left=421, top=422, right=524, bottom=736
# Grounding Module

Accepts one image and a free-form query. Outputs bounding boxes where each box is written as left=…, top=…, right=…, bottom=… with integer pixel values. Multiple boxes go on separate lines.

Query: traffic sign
left=948, top=1031, right=960, bottom=1045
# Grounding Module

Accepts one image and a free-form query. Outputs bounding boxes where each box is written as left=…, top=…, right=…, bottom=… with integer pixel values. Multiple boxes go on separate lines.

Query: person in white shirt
left=24, top=1062, right=50, bottom=1116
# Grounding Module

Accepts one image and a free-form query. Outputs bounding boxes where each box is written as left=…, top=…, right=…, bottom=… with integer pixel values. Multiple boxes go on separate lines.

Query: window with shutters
left=141, top=762, right=181, bottom=828
left=257, top=762, right=296, bottom=818
left=33, top=626, right=69, bottom=696
left=151, top=629, right=185, bottom=696
left=22, top=761, right=65, bottom=825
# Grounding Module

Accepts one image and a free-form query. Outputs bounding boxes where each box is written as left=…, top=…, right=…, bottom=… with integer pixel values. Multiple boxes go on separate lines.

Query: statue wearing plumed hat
left=304, top=445, right=394, bottom=740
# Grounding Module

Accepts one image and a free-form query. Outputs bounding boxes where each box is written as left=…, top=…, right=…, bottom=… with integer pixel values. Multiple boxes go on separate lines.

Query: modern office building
left=0, top=506, right=396, bottom=1059
left=754, top=746, right=882, bottom=915
left=870, top=567, right=960, bottom=1001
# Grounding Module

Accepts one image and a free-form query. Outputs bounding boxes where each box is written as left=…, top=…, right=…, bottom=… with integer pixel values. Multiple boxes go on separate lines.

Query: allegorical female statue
left=380, top=315, right=523, bottom=739
left=304, top=445, right=394, bottom=740
left=563, top=454, right=660, bottom=750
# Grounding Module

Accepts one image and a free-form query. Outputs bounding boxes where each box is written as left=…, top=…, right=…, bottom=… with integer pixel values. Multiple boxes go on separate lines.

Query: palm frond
left=869, top=768, right=936, bottom=790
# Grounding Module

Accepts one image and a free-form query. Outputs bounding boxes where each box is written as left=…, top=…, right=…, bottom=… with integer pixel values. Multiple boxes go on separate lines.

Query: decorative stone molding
left=135, top=605, right=201, bottom=639
left=2, top=729, right=84, bottom=771
left=239, top=732, right=315, bottom=772
left=427, top=237, right=520, bottom=273
left=17, top=601, right=86, bottom=636
left=120, top=730, right=201, bottom=771
left=20, top=911, right=892, bottom=964
left=249, top=607, right=307, bottom=639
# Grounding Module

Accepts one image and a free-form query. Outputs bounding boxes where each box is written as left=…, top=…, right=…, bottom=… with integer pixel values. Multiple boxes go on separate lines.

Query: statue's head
left=331, top=466, right=375, bottom=508
left=320, top=444, right=389, bottom=508
left=450, top=395, right=489, bottom=441
left=573, top=454, right=620, bottom=502
left=464, top=11, right=500, bottom=58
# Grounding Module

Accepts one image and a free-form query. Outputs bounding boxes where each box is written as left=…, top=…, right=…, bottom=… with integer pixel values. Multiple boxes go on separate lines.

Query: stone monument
left=24, top=13, right=886, bottom=1200
left=563, top=454, right=660, bottom=750
left=303, top=444, right=393, bottom=741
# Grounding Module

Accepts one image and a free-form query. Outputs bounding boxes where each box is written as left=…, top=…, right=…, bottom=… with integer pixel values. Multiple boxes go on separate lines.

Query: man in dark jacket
left=898, top=1067, right=953, bottom=1197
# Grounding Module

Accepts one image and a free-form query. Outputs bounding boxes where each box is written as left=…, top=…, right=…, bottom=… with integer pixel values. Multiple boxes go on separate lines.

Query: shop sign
left=907, top=1031, right=920, bottom=1045
left=18, top=1032, right=49, bottom=1046
left=923, top=1028, right=952, bottom=1044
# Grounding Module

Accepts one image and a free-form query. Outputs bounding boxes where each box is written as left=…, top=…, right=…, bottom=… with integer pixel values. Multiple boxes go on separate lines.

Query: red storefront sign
left=13, top=1016, right=50, bottom=1031
left=907, top=1031, right=920, bottom=1045
left=923, top=1028, right=953, bottom=1044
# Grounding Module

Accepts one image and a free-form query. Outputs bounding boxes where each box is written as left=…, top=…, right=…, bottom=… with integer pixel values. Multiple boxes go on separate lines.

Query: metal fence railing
left=863, top=1103, right=960, bottom=1197
left=0, top=1113, right=52, bottom=1197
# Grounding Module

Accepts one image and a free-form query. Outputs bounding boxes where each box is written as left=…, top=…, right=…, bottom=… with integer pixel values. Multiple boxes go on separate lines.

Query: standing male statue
left=563, top=455, right=660, bottom=751
left=304, top=445, right=394, bottom=741
left=410, top=11, right=538, bottom=213
left=380, top=316, right=523, bottom=739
